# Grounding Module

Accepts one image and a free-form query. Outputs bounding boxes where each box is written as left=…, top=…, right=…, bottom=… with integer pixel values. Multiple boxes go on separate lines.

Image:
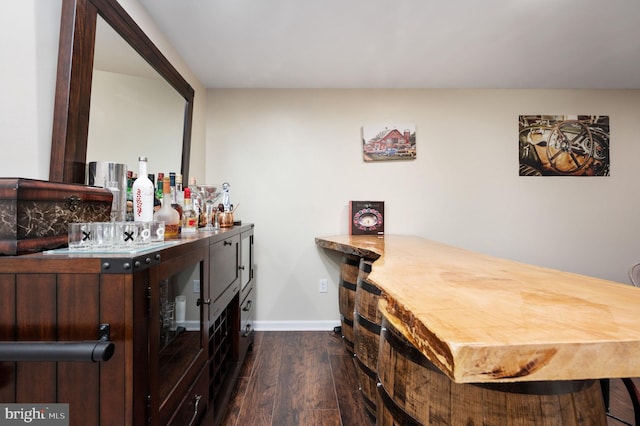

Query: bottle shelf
left=208, top=304, right=234, bottom=400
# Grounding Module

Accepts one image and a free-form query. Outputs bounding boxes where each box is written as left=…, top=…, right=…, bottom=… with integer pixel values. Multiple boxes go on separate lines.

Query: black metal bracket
left=98, top=323, right=110, bottom=341
left=100, top=252, right=162, bottom=273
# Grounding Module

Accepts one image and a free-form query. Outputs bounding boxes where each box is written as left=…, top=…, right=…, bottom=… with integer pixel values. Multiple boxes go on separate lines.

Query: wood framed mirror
left=50, top=0, right=194, bottom=185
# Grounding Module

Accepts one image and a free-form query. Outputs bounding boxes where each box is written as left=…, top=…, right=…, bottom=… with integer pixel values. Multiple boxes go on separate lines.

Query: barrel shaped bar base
left=353, top=258, right=383, bottom=420
left=338, top=255, right=359, bottom=355
left=376, top=313, right=607, bottom=425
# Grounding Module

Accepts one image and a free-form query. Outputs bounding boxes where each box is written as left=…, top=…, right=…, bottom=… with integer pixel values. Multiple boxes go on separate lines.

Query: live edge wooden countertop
left=315, top=234, right=640, bottom=384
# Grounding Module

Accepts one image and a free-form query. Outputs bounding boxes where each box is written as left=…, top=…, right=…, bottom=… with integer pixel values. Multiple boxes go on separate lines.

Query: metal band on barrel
left=342, top=255, right=361, bottom=267
left=339, top=278, right=357, bottom=291
left=356, top=313, right=381, bottom=335
left=355, top=355, right=377, bottom=381
left=358, top=278, right=382, bottom=296
left=376, top=380, right=422, bottom=426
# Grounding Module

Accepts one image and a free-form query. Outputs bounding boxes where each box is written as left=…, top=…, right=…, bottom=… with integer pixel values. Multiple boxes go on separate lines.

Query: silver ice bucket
left=88, top=161, right=127, bottom=222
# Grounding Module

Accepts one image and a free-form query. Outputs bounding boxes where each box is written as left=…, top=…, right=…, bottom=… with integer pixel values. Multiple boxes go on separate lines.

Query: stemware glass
left=196, top=184, right=222, bottom=231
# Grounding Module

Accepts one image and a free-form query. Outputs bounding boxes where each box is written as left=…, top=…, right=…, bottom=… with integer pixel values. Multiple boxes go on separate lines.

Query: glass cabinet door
left=150, top=248, right=207, bottom=425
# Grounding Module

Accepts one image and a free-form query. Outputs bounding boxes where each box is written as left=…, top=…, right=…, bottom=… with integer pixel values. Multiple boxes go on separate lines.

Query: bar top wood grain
left=315, top=234, right=640, bottom=383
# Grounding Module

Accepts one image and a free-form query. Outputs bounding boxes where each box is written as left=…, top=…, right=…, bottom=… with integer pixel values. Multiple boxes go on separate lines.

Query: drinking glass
left=135, top=221, right=151, bottom=246
left=68, top=223, right=91, bottom=250
left=196, top=185, right=222, bottom=231
left=91, top=222, right=116, bottom=250
left=116, top=222, right=138, bottom=248
left=150, top=221, right=165, bottom=243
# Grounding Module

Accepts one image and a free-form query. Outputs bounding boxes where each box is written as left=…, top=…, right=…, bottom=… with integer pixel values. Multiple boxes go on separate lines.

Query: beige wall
left=0, top=1, right=61, bottom=179
left=207, top=88, right=640, bottom=329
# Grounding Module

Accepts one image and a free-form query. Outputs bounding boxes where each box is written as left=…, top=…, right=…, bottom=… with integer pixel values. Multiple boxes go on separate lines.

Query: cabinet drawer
left=240, top=286, right=255, bottom=338
left=210, top=234, right=240, bottom=302
left=167, top=364, right=209, bottom=426
left=239, top=286, right=255, bottom=362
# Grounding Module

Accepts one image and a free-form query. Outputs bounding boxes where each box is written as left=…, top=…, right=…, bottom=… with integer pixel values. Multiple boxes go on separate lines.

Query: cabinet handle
left=223, top=240, right=232, bottom=246
left=243, top=324, right=252, bottom=337
left=242, top=300, right=252, bottom=312
left=196, top=298, right=211, bottom=306
left=238, top=265, right=245, bottom=270
left=189, top=394, right=202, bottom=426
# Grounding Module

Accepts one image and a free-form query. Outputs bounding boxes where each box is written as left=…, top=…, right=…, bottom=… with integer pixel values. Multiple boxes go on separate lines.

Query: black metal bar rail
left=0, top=340, right=115, bottom=362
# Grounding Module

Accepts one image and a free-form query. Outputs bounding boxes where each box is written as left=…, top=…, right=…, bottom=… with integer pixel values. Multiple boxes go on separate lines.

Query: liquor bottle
left=181, top=187, right=198, bottom=234
left=169, top=172, right=184, bottom=223
left=147, top=173, right=159, bottom=210
left=126, top=170, right=134, bottom=221
left=189, top=177, right=205, bottom=228
left=154, top=176, right=180, bottom=237
left=126, top=170, right=133, bottom=200
left=176, top=174, right=184, bottom=208
left=132, top=156, right=154, bottom=222
left=155, top=172, right=164, bottom=202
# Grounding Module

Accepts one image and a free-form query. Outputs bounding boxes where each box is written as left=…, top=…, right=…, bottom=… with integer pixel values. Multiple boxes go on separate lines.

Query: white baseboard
left=179, top=321, right=200, bottom=331
left=253, top=320, right=341, bottom=331
left=181, top=320, right=342, bottom=332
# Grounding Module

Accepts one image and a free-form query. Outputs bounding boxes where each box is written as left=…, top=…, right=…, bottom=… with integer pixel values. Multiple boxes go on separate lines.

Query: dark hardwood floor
left=607, top=377, right=640, bottom=426
left=220, top=331, right=373, bottom=426
left=220, top=331, right=638, bottom=426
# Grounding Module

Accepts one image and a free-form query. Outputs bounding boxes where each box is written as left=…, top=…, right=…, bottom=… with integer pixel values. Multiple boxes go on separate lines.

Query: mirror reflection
left=86, top=16, right=186, bottom=178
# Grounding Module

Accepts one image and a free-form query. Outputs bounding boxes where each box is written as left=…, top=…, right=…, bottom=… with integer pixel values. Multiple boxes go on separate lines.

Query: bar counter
left=315, top=234, right=640, bottom=384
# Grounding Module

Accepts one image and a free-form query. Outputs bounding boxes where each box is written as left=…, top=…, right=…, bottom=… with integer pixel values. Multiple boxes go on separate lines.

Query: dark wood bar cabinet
left=0, top=224, right=255, bottom=426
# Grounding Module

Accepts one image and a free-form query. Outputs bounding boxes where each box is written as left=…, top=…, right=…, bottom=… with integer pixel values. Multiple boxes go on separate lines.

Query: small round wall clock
left=350, top=201, right=385, bottom=235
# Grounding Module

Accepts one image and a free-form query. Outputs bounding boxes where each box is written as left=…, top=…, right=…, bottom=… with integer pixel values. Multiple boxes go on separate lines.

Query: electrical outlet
left=319, top=278, right=328, bottom=293
left=193, top=279, right=200, bottom=293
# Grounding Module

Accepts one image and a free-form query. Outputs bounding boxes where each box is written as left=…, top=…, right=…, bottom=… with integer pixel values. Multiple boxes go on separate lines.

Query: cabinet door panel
left=0, top=274, right=16, bottom=402
left=57, top=273, right=100, bottom=425
left=100, top=273, right=136, bottom=426
left=15, top=274, right=57, bottom=402
left=240, top=230, right=254, bottom=300
left=210, top=235, right=239, bottom=303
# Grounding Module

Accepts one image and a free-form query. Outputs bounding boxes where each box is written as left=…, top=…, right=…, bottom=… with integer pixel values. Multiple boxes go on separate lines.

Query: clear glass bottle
left=181, top=187, right=198, bottom=234
left=154, top=176, right=180, bottom=237
left=169, top=172, right=183, bottom=230
left=132, top=156, right=154, bottom=222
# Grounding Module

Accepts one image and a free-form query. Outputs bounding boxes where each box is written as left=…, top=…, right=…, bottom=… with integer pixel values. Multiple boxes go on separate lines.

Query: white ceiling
left=137, top=0, right=640, bottom=89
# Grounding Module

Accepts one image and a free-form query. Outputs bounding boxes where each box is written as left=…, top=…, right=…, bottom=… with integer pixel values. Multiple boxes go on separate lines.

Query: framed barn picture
left=362, top=124, right=416, bottom=162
